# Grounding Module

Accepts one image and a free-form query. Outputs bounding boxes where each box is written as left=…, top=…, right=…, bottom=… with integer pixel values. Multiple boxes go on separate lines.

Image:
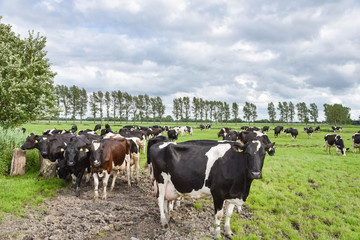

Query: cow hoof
left=102, top=195, right=107, bottom=200
left=75, top=190, right=80, bottom=197
left=225, top=227, right=233, bottom=238
left=214, top=230, right=221, bottom=239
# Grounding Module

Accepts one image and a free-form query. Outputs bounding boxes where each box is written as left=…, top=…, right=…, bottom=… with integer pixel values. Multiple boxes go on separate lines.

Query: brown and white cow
left=90, top=138, right=132, bottom=200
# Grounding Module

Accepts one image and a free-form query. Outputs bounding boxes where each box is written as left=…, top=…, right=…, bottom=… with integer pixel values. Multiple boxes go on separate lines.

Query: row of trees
left=54, top=85, right=166, bottom=124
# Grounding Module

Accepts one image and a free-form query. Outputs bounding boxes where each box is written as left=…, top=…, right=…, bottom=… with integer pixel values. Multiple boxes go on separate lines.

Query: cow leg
left=75, top=168, right=86, bottom=197
left=102, top=171, right=110, bottom=200
left=110, top=170, right=118, bottom=192
left=135, top=153, right=140, bottom=183
left=224, top=202, right=235, bottom=237
left=157, top=178, right=169, bottom=227
left=93, top=173, right=99, bottom=200
left=126, top=154, right=131, bottom=188
left=213, top=197, right=224, bottom=239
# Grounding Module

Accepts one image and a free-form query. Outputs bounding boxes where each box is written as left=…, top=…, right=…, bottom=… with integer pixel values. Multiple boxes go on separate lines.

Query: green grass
left=1, top=121, right=360, bottom=239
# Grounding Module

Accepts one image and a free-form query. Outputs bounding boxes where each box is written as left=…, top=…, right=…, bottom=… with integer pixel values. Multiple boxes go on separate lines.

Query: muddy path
left=0, top=173, right=253, bottom=240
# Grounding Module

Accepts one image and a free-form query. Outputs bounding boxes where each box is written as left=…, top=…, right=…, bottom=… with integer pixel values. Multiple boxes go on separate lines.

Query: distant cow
left=205, top=124, right=212, bottom=129
left=331, top=126, right=343, bottom=132
left=90, top=138, right=132, bottom=200
left=262, top=126, right=269, bottom=133
left=167, top=129, right=178, bottom=142
left=94, top=124, right=101, bottom=132
left=352, top=133, right=360, bottom=153
left=200, top=124, right=205, bottom=130
left=222, top=130, right=238, bottom=141
left=315, top=126, right=320, bottom=132
left=307, top=127, right=314, bottom=138
left=149, top=138, right=275, bottom=238
left=324, top=134, right=349, bottom=156
left=284, top=128, right=298, bottom=141
left=217, top=127, right=231, bottom=138
left=274, top=126, right=284, bottom=138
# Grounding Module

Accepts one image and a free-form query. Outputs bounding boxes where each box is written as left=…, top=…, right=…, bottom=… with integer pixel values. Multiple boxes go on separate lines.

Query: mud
left=0, top=173, right=252, bottom=240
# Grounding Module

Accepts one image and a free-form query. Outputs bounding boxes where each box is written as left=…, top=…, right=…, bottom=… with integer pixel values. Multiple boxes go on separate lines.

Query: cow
left=146, top=136, right=170, bottom=180
left=222, top=130, right=238, bottom=141
left=274, top=126, right=284, bottom=138
left=186, top=126, right=193, bottom=136
left=59, top=135, right=93, bottom=196
left=352, top=133, right=360, bottom=153
left=284, top=128, right=298, bottom=141
left=200, top=124, right=205, bottom=130
left=21, top=133, right=40, bottom=150
left=217, top=127, right=231, bottom=138
left=315, top=126, right=321, bottom=132
left=324, top=134, right=349, bottom=156
left=173, top=126, right=187, bottom=136
left=167, top=129, right=178, bottom=142
left=94, top=124, right=101, bottom=132
left=248, top=127, right=260, bottom=131
left=100, top=124, right=113, bottom=136
left=149, top=138, right=275, bottom=238
left=262, top=126, right=269, bottom=133
left=238, top=131, right=262, bottom=144
left=307, top=127, right=314, bottom=138
left=331, top=126, right=343, bottom=132
left=205, top=124, right=212, bottom=129
left=43, top=128, right=61, bottom=135
left=90, top=138, right=132, bottom=200
left=240, top=126, right=249, bottom=130
left=70, top=125, right=78, bottom=134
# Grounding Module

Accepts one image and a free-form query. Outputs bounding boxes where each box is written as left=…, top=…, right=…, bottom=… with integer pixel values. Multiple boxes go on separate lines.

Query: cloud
left=1, top=0, right=360, bottom=120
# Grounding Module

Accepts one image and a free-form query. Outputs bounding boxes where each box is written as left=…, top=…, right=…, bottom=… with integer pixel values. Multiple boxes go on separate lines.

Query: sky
left=1, top=0, right=360, bottom=121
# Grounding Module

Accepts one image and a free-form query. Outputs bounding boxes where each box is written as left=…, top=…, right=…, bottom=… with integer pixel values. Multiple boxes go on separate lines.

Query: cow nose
left=67, top=161, right=75, bottom=167
left=250, top=171, right=262, bottom=179
left=94, top=160, right=101, bottom=167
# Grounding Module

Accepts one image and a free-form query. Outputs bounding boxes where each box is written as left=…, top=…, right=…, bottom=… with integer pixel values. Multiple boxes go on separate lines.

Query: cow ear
left=266, top=143, right=275, bottom=155
left=85, top=148, right=89, bottom=152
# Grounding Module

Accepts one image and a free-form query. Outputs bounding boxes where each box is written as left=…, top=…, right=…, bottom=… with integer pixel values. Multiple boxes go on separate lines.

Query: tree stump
left=10, top=148, right=27, bottom=176
left=38, top=152, right=57, bottom=179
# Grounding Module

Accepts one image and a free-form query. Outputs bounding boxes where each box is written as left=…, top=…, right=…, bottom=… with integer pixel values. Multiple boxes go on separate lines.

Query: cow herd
left=19, top=123, right=357, bottom=238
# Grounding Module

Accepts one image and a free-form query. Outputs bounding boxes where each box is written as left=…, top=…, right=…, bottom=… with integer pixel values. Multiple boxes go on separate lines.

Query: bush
left=0, top=128, right=39, bottom=175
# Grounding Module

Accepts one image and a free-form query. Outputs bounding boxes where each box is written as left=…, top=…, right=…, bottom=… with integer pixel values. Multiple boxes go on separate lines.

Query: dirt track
left=0, top=173, right=252, bottom=240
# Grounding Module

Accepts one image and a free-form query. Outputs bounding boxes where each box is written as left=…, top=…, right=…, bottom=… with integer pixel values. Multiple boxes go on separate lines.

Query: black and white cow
left=222, top=130, right=238, bottom=141
left=167, top=129, right=178, bottom=142
left=307, top=127, right=314, bottom=138
left=331, top=126, right=343, bottom=132
left=314, top=126, right=320, bottom=132
left=285, top=128, right=298, bottom=141
left=261, top=126, right=270, bottom=133
left=352, top=133, right=360, bottom=153
left=149, top=138, right=275, bottom=238
left=200, top=124, right=205, bottom=130
left=274, top=126, right=284, bottom=138
left=217, top=127, right=231, bottom=138
left=205, top=124, right=212, bottom=129
left=324, top=134, right=349, bottom=156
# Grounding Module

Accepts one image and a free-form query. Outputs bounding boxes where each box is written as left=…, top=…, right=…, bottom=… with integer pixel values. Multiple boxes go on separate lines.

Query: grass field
left=1, top=121, right=360, bottom=239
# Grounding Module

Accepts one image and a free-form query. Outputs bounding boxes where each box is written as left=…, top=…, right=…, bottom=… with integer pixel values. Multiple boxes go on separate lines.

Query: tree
left=104, top=91, right=111, bottom=123
left=223, top=102, right=230, bottom=123
left=55, top=85, right=70, bottom=122
left=123, top=92, right=132, bottom=123
left=0, top=19, right=57, bottom=128
left=296, top=102, right=309, bottom=125
left=89, top=92, right=98, bottom=123
left=192, top=97, right=200, bottom=123
left=155, top=97, right=165, bottom=123
left=97, top=91, right=104, bottom=124
left=323, top=103, right=351, bottom=125
left=144, top=94, right=151, bottom=123
left=183, top=97, right=190, bottom=123
left=131, top=96, right=139, bottom=123
left=69, top=85, right=80, bottom=122
left=172, top=98, right=181, bottom=122
left=243, top=102, right=256, bottom=124
left=282, top=101, right=289, bottom=123
left=111, top=90, right=118, bottom=124
left=309, top=103, right=319, bottom=124
left=289, top=102, right=295, bottom=123
left=232, top=102, right=239, bottom=124
left=267, top=102, right=276, bottom=123
left=78, top=88, right=87, bottom=123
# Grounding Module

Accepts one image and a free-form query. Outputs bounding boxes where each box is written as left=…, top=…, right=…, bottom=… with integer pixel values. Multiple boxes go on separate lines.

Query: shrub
left=0, top=128, right=39, bottom=175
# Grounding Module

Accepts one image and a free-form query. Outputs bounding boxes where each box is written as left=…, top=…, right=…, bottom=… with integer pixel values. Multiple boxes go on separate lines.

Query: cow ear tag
left=80, top=148, right=83, bottom=151
left=35, top=140, right=38, bottom=143
left=238, top=148, right=243, bottom=152
left=268, top=147, right=273, bottom=151
left=61, top=148, right=64, bottom=152
left=85, top=148, right=89, bottom=152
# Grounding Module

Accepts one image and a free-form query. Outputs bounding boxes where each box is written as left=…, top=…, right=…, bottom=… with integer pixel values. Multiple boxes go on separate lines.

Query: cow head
left=335, top=135, right=349, bottom=156
left=90, top=140, right=104, bottom=167
left=21, top=133, right=40, bottom=150
left=236, top=139, right=274, bottom=179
